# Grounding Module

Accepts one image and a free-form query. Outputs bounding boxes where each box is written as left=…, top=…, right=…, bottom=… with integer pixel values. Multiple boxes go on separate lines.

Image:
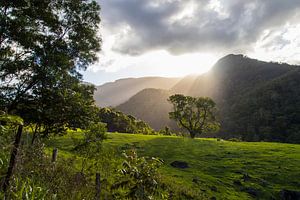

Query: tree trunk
left=1, top=125, right=23, bottom=193
left=190, top=131, right=196, bottom=139
left=95, top=173, right=101, bottom=200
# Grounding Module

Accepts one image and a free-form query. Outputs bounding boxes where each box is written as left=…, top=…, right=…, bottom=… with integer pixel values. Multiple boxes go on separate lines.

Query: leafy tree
left=0, top=0, right=101, bottom=133
left=168, top=94, right=219, bottom=138
left=19, top=77, right=99, bottom=142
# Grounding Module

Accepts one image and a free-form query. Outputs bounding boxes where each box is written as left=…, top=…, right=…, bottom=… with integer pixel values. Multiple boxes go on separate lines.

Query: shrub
left=112, top=150, right=167, bottom=199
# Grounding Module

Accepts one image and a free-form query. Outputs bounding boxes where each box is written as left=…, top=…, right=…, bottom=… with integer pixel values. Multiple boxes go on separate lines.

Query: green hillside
left=48, top=133, right=300, bottom=200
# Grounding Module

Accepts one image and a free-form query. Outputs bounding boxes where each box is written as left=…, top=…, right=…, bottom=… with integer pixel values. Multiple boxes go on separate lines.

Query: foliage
left=7, top=178, right=48, bottom=200
left=168, top=94, right=220, bottom=138
left=0, top=114, right=23, bottom=126
left=71, top=122, right=107, bottom=176
left=77, top=124, right=106, bottom=158
left=19, top=78, right=99, bottom=138
left=98, top=107, right=154, bottom=134
left=112, top=150, right=167, bottom=200
left=0, top=0, right=101, bottom=137
left=159, top=126, right=172, bottom=136
left=230, top=69, right=300, bottom=143
left=84, top=122, right=107, bottom=144
left=1, top=135, right=104, bottom=199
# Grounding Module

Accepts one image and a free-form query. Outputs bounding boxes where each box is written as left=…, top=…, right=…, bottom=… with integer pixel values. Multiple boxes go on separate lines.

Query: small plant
left=73, top=122, right=107, bottom=152
left=112, top=150, right=167, bottom=200
left=7, top=178, right=48, bottom=200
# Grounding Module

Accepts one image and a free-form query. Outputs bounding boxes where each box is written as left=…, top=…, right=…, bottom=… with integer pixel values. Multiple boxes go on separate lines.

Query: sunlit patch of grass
left=47, top=132, right=300, bottom=200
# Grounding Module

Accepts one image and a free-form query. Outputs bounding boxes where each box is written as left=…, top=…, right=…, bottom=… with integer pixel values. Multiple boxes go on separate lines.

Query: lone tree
left=168, top=94, right=219, bottom=138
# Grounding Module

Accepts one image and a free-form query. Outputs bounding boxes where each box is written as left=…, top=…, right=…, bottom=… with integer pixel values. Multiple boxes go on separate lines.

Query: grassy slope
left=47, top=133, right=300, bottom=200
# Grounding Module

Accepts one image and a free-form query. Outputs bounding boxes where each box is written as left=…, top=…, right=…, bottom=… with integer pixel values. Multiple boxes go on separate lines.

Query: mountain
left=115, top=54, right=300, bottom=142
left=94, top=77, right=181, bottom=107
left=170, top=75, right=199, bottom=94
left=116, top=88, right=176, bottom=130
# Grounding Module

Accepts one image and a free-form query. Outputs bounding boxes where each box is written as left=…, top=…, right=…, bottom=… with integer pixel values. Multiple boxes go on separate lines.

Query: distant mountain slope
left=115, top=55, right=299, bottom=142
left=170, top=75, right=198, bottom=94
left=116, top=88, right=176, bottom=130
left=94, top=77, right=181, bottom=107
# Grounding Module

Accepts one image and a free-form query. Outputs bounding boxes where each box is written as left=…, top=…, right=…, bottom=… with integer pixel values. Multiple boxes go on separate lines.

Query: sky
left=83, top=0, right=300, bottom=85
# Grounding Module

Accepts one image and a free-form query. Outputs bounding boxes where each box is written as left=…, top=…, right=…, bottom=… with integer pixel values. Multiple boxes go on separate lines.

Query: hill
left=94, top=77, right=181, bottom=107
left=115, top=55, right=300, bottom=142
left=49, top=132, right=300, bottom=200
left=117, top=88, right=176, bottom=130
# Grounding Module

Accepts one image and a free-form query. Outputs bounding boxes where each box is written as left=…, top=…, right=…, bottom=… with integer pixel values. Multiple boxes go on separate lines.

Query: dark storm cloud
left=99, top=0, right=300, bottom=55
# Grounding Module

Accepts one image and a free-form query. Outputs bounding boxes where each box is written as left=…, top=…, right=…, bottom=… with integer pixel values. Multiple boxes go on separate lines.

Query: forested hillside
left=114, top=55, right=300, bottom=143
left=230, top=69, right=300, bottom=142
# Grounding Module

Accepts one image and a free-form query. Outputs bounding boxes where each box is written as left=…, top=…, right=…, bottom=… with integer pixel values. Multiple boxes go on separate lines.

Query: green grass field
left=47, top=133, right=300, bottom=200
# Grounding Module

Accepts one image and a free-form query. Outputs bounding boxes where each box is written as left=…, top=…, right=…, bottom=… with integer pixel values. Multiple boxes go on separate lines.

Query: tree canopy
left=0, top=0, right=101, bottom=136
left=168, top=94, right=219, bottom=138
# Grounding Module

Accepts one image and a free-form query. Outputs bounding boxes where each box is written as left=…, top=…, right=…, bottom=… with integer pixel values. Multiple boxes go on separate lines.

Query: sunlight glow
left=137, top=50, right=217, bottom=75
left=88, top=29, right=218, bottom=78
left=89, top=50, right=217, bottom=77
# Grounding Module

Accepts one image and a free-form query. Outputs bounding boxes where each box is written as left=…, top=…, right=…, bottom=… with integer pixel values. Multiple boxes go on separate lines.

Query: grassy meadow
left=46, top=132, right=300, bottom=200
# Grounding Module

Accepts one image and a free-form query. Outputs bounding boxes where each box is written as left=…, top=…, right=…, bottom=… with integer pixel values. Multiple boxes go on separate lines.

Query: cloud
left=99, top=0, right=300, bottom=56
left=249, top=23, right=300, bottom=64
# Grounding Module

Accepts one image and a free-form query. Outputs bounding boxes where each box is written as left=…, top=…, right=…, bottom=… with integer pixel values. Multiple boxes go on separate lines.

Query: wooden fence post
left=52, top=148, right=58, bottom=162
left=95, top=173, right=101, bottom=200
left=2, top=125, right=23, bottom=193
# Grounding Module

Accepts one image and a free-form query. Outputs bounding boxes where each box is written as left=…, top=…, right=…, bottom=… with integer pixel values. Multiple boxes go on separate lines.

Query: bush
left=98, top=108, right=154, bottom=134
left=159, top=126, right=173, bottom=136
left=112, top=150, right=167, bottom=199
